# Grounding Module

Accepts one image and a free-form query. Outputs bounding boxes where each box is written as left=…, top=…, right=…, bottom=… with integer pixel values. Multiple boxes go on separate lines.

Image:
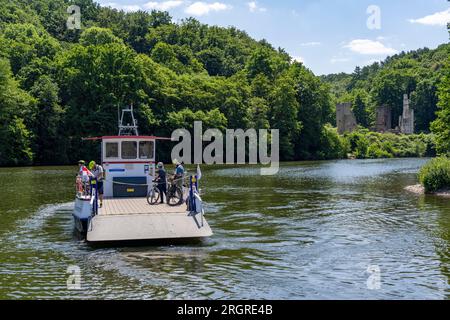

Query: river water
left=0, top=158, right=448, bottom=299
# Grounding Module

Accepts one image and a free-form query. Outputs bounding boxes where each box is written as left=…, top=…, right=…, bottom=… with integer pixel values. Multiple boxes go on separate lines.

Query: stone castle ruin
left=375, top=105, right=392, bottom=133
left=398, top=94, right=414, bottom=135
left=336, top=102, right=357, bottom=134
left=336, top=94, right=414, bottom=135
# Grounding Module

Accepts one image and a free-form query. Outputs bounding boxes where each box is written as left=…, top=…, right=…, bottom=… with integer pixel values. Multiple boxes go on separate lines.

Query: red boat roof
left=82, top=136, right=172, bottom=141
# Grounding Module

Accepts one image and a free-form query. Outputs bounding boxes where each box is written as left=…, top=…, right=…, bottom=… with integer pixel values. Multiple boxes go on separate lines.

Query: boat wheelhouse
left=101, top=135, right=160, bottom=198
left=73, top=106, right=213, bottom=243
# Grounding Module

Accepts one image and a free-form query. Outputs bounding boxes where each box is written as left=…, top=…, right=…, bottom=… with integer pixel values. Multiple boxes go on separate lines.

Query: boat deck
left=100, top=197, right=187, bottom=215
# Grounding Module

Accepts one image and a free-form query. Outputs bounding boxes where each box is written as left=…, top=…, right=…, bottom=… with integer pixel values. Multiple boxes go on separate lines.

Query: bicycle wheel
left=147, top=187, right=160, bottom=205
left=167, top=187, right=183, bottom=206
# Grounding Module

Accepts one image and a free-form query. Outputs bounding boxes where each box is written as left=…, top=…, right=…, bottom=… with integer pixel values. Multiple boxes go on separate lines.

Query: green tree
left=0, top=23, right=60, bottom=74
left=288, top=63, right=333, bottom=159
left=370, top=68, right=417, bottom=124
left=79, top=27, right=123, bottom=46
left=431, top=59, right=450, bottom=155
left=411, top=77, right=439, bottom=133
left=166, top=108, right=227, bottom=132
left=56, top=41, right=155, bottom=161
left=29, top=75, right=66, bottom=164
left=352, top=90, right=370, bottom=128
left=246, top=47, right=276, bottom=80
left=122, top=10, right=156, bottom=53
left=269, top=75, right=301, bottom=160
left=0, top=59, right=35, bottom=165
left=248, top=97, right=269, bottom=129
left=319, top=124, right=349, bottom=159
left=196, top=48, right=225, bottom=76
left=251, top=74, right=271, bottom=99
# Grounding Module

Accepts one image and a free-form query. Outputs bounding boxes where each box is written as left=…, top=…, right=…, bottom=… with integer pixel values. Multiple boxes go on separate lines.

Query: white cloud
left=143, top=1, right=184, bottom=11
left=344, top=39, right=398, bottom=55
left=408, top=8, right=450, bottom=26
left=300, top=42, right=321, bottom=47
left=248, top=1, right=266, bottom=13
left=330, top=57, right=350, bottom=64
left=122, top=5, right=142, bottom=12
left=185, top=2, right=231, bottom=16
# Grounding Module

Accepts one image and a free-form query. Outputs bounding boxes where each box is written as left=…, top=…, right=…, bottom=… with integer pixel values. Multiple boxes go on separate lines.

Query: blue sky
left=96, top=0, right=450, bottom=75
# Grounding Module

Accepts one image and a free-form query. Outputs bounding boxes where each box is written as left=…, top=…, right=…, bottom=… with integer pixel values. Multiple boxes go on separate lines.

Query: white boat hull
left=73, top=197, right=93, bottom=232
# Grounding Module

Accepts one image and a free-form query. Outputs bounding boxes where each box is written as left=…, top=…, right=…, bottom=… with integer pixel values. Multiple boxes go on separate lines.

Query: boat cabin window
left=139, top=141, right=154, bottom=159
left=121, top=141, right=137, bottom=159
left=105, top=142, right=119, bottom=158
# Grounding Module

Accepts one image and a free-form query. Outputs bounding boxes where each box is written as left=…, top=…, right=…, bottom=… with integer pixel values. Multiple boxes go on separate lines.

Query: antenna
left=118, top=104, right=139, bottom=136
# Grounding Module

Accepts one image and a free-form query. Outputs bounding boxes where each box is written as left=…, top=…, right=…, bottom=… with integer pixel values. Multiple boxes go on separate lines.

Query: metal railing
left=75, top=176, right=99, bottom=216
left=90, top=178, right=99, bottom=216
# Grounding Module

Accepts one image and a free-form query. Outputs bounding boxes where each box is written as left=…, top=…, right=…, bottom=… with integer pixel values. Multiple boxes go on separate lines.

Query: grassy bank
left=418, top=157, right=450, bottom=193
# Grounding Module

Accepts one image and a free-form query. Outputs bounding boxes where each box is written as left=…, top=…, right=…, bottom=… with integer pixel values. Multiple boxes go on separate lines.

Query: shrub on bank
left=343, top=129, right=436, bottom=159
left=317, top=124, right=350, bottom=159
left=418, top=157, right=450, bottom=193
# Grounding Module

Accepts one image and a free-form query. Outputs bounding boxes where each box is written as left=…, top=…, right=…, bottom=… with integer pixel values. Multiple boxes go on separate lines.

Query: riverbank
left=405, top=184, right=450, bottom=197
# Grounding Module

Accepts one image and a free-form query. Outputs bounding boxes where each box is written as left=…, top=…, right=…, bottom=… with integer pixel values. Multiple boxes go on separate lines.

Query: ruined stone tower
left=336, top=102, right=357, bottom=134
left=375, top=105, right=392, bottom=133
left=399, top=94, right=414, bottom=134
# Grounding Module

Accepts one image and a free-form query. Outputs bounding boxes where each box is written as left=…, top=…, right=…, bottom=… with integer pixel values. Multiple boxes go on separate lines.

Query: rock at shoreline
left=405, top=184, right=450, bottom=197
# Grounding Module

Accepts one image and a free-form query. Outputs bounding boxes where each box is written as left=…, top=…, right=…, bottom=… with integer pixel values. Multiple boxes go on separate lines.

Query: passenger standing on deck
left=173, top=160, right=185, bottom=191
left=78, top=160, right=93, bottom=195
left=89, top=161, right=105, bottom=207
left=155, top=162, right=167, bottom=204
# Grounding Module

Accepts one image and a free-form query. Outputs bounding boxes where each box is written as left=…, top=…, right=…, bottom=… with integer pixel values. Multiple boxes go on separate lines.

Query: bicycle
left=147, top=180, right=161, bottom=205
left=147, top=178, right=183, bottom=206
left=166, top=180, right=183, bottom=206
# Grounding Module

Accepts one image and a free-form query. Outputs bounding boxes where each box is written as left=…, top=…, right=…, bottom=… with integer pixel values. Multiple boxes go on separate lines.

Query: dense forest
left=0, top=0, right=449, bottom=166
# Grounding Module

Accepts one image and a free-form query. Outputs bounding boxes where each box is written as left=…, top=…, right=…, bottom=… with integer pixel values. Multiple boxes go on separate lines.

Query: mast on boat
left=118, top=104, right=139, bottom=136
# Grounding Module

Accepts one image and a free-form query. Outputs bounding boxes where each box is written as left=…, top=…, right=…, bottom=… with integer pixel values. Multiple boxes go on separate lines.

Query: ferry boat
left=73, top=106, right=213, bottom=243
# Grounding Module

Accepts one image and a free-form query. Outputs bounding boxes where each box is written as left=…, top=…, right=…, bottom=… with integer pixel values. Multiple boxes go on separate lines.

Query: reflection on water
left=0, top=159, right=449, bottom=299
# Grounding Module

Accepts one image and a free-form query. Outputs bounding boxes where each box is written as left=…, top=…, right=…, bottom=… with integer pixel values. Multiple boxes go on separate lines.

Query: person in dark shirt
left=155, top=162, right=167, bottom=204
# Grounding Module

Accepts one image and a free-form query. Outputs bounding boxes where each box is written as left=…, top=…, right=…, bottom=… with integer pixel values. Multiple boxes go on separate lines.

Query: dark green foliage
left=344, top=129, right=435, bottom=159
left=166, top=108, right=227, bottom=132
left=0, top=59, right=35, bottom=165
left=351, top=90, right=370, bottom=128
left=318, top=125, right=349, bottom=160
left=419, top=157, right=450, bottom=193
left=411, top=78, right=439, bottom=133
left=0, top=23, right=61, bottom=75
left=269, top=75, right=300, bottom=160
left=288, top=63, right=333, bottom=159
left=79, top=26, right=123, bottom=46
left=431, top=58, right=450, bottom=156
left=29, top=75, right=67, bottom=164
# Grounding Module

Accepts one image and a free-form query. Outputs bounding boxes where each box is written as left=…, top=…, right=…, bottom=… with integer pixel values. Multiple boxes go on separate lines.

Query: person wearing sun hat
left=77, top=160, right=93, bottom=195
left=155, top=162, right=167, bottom=204
left=89, top=160, right=104, bottom=207
left=173, top=159, right=185, bottom=191
left=78, top=160, right=92, bottom=179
